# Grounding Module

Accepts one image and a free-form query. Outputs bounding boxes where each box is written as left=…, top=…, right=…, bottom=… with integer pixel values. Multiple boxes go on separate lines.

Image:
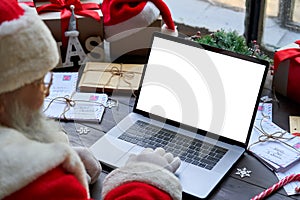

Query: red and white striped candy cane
left=251, top=173, right=300, bottom=200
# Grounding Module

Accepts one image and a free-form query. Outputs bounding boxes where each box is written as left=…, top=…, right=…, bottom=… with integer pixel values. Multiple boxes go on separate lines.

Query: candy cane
left=251, top=174, right=300, bottom=200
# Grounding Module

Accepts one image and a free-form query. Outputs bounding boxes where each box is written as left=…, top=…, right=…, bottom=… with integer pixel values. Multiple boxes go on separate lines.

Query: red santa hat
left=101, top=0, right=178, bottom=41
left=0, top=0, right=59, bottom=94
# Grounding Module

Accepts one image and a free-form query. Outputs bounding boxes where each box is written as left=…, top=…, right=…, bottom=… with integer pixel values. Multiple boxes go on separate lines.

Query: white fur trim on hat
left=105, top=2, right=160, bottom=42
left=0, top=4, right=59, bottom=94
left=161, top=24, right=178, bottom=37
left=102, top=162, right=182, bottom=200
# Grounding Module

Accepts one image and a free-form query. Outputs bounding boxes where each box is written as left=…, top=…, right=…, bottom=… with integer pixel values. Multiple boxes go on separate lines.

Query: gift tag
left=290, top=116, right=300, bottom=136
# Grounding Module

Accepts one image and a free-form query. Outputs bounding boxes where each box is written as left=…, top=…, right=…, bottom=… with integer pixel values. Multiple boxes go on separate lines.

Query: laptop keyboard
left=118, top=120, right=228, bottom=170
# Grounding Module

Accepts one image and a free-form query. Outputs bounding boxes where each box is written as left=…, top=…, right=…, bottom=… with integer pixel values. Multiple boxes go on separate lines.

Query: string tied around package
left=247, top=121, right=299, bottom=153
left=43, top=94, right=118, bottom=121
left=103, top=63, right=139, bottom=97
left=247, top=99, right=298, bottom=153
left=43, top=95, right=76, bottom=121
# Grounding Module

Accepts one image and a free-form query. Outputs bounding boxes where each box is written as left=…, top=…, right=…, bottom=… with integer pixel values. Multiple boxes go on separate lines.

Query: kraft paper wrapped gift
left=106, top=17, right=162, bottom=62
left=35, top=0, right=104, bottom=64
left=273, top=40, right=300, bottom=103
left=79, top=62, right=144, bottom=93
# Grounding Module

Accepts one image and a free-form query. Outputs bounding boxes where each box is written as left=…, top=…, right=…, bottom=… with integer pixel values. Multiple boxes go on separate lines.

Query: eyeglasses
left=43, top=72, right=53, bottom=96
left=44, top=71, right=53, bottom=88
left=34, top=72, right=53, bottom=96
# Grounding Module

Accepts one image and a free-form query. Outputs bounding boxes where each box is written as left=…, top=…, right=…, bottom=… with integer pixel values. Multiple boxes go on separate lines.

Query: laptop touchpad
left=90, top=135, right=135, bottom=167
left=115, top=145, right=144, bottom=167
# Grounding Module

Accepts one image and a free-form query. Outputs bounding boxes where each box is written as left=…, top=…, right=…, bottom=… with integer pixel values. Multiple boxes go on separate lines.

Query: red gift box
left=273, top=40, right=300, bottom=103
left=35, top=0, right=104, bottom=67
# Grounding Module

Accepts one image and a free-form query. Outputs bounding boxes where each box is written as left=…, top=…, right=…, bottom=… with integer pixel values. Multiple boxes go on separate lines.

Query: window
left=279, top=0, right=300, bottom=31
left=165, top=0, right=299, bottom=52
left=263, top=0, right=299, bottom=50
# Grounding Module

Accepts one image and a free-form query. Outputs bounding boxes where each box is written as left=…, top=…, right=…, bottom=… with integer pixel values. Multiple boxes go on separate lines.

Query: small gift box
left=35, top=0, right=104, bottom=67
left=101, top=0, right=175, bottom=62
left=273, top=40, right=300, bottom=103
left=78, top=62, right=144, bottom=93
left=107, top=18, right=162, bottom=62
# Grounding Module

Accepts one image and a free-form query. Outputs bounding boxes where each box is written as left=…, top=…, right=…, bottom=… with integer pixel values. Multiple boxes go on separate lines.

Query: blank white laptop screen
left=136, top=36, right=266, bottom=143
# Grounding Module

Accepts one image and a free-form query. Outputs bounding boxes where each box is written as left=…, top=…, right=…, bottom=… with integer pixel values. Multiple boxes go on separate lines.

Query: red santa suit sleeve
left=102, top=162, right=182, bottom=200
left=4, top=166, right=90, bottom=200
left=104, top=181, right=173, bottom=200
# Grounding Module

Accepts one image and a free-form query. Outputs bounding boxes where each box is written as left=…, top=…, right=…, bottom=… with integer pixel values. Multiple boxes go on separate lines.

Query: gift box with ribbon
left=35, top=0, right=104, bottom=67
left=101, top=0, right=177, bottom=62
left=107, top=18, right=162, bottom=62
left=273, top=40, right=300, bottom=103
left=78, top=62, right=144, bottom=93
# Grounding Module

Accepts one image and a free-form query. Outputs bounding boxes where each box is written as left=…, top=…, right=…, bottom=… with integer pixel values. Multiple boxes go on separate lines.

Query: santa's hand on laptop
left=73, top=146, right=102, bottom=184
left=126, top=147, right=181, bottom=173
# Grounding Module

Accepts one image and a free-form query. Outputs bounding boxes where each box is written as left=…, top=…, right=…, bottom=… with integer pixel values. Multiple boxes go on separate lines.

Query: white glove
left=73, top=146, right=102, bottom=184
left=126, top=147, right=181, bottom=173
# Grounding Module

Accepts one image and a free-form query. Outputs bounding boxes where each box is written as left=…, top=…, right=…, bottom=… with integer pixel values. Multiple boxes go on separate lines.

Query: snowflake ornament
left=235, top=167, right=252, bottom=178
left=76, top=127, right=90, bottom=135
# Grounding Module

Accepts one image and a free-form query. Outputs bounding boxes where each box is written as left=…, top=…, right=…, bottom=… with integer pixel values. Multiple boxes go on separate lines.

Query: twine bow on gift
left=36, top=0, right=101, bottom=47
left=258, top=130, right=289, bottom=143
left=248, top=119, right=299, bottom=153
left=43, top=95, right=76, bottom=120
left=43, top=94, right=114, bottom=121
left=103, top=64, right=138, bottom=96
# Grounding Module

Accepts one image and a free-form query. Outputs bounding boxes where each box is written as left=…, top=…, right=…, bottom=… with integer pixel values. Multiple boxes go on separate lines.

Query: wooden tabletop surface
left=64, top=88, right=300, bottom=200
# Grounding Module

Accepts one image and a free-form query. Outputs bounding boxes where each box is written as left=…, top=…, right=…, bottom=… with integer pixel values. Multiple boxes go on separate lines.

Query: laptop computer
left=90, top=32, right=268, bottom=199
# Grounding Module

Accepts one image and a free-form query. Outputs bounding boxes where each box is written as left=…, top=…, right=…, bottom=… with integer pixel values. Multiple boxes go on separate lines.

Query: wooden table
left=64, top=89, right=300, bottom=200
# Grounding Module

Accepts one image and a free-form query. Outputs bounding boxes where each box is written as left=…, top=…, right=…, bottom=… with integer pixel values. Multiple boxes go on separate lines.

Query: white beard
left=7, top=99, right=67, bottom=143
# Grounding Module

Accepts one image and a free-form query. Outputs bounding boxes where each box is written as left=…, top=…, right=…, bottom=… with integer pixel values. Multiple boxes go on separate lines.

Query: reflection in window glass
left=292, top=0, right=300, bottom=23
left=266, top=0, right=279, bottom=17
left=210, top=0, right=245, bottom=11
left=263, top=0, right=299, bottom=50
left=165, top=0, right=246, bottom=37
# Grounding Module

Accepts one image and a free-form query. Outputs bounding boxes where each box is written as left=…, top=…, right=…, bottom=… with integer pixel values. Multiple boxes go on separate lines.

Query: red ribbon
left=36, top=0, right=101, bottom=48
left=274, top=40, right=300, bottom=103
